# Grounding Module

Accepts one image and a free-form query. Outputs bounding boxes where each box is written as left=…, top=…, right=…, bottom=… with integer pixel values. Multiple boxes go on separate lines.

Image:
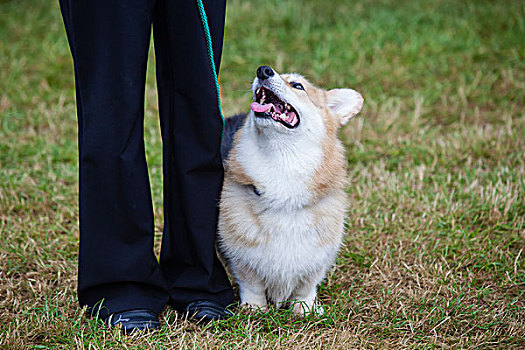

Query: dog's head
left=250, top=66, right=363, bottom=138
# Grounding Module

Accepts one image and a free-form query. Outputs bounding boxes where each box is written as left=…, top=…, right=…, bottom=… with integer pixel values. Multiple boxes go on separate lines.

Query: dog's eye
left=290, top=82, right=305, bottom=91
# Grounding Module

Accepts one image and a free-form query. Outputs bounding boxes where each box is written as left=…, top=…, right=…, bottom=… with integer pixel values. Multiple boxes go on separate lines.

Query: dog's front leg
left=235, top=267, right=267, bottom=310
left=291, top=274, right=325, bottom=317
left=239, top=281, right=267, bottom=310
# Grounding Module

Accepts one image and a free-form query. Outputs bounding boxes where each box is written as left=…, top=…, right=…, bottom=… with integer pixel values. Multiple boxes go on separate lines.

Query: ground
left=0, top=0, right=523, bottom=349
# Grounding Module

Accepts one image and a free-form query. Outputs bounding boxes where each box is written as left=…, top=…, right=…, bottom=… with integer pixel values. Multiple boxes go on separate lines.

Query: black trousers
left=59, top=0, right=233, bottom=318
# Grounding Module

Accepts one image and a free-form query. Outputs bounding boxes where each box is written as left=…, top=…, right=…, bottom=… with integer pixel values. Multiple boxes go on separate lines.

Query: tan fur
left=309, top=111, right=348, bottom=201
left=224, top=130, right=255, bottom=186
left=309, top=190, right=347, bottom=247
left=226, top=150, right=255, bottom=186
left=284, top=77, right=326, bottom=110
left=219, top=179, right=267, bottom=248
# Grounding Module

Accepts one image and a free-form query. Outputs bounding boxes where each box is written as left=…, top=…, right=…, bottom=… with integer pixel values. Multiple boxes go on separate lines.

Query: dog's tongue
left=251, top=102, right=274, bottom=113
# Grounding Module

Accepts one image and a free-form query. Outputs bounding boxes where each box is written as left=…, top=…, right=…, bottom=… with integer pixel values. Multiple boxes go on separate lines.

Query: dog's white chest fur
left=236, top=117, right=324, bottom=209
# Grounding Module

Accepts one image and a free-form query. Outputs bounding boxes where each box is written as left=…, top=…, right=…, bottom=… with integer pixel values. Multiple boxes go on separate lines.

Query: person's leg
left=153, top=0, right=233, bottom=312
left=59, top=0, right=168, bottom=319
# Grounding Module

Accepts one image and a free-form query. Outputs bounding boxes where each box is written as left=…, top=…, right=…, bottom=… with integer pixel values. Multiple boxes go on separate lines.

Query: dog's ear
left=326, top=88, right=364, bottom=126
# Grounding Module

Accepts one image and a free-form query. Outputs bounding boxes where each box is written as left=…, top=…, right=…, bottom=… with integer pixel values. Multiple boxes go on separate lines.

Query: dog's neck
left=242, top=115, right=324, bottom=169
left=234, top=115, right=326, bottom=210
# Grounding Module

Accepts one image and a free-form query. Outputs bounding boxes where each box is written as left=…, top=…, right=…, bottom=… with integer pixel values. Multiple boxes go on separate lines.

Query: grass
left=1, top=0, right=524, bottom=348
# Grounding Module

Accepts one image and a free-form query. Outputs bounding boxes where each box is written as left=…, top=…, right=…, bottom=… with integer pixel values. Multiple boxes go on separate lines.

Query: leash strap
left=195, top=0, right=225, bottom=145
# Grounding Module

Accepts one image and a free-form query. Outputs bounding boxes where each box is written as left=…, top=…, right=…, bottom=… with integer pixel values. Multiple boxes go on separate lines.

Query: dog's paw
left=292, top=300, right=324, bottom=317
left=240, top=302, right=268, bottom=313
left=314, top=303, right=325, bottom=316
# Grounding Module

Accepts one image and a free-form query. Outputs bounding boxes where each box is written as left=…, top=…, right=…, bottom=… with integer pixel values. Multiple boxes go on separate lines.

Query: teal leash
left=195, top=0, right=225, bottom=144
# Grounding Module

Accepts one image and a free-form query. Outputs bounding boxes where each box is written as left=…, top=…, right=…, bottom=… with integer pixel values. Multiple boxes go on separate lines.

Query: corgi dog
left=218, top=66, right=363, bottom=316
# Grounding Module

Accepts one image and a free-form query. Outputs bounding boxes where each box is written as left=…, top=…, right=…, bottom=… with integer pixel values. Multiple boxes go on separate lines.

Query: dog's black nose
left=257, top=66, right=274, bottom=80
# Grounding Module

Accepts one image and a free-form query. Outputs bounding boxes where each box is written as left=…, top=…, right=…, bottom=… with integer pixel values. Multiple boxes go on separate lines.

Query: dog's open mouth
left=250, top=87, right=300, bottom=128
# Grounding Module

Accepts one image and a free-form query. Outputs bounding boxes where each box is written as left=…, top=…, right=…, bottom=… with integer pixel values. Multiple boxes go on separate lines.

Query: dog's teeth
left=260, top=90, right=266, bottom=104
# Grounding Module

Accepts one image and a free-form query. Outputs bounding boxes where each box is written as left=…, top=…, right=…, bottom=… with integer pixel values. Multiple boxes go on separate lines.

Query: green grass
left=1, top=0, right=524, bottom=348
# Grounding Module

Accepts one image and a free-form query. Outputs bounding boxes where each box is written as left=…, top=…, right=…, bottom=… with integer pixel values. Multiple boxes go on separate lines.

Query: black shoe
left=105, top=309, right=160, bottom=333
left=184, top=300, right=233, bottom=323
